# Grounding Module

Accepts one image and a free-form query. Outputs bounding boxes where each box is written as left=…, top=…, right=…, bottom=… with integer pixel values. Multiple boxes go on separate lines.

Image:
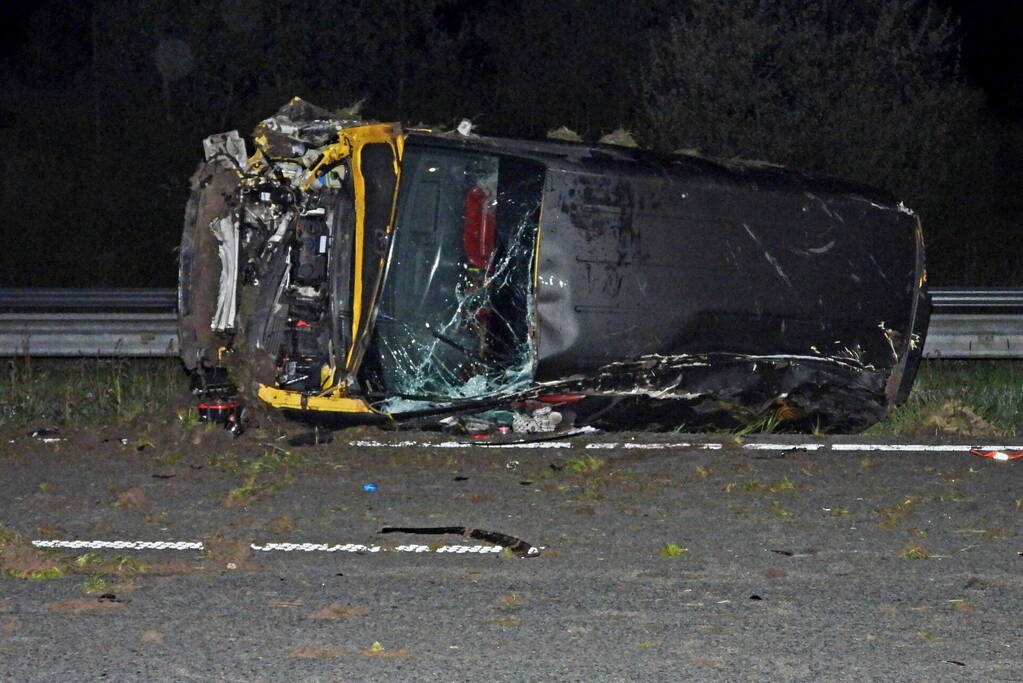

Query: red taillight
left=463, top=186, right=495, bottom=269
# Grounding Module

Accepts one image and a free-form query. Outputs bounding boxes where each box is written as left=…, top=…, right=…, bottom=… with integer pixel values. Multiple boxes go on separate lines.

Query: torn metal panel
left=209, top=216, right=239, bottom=333
left=178, top=99, right=928, bottom=433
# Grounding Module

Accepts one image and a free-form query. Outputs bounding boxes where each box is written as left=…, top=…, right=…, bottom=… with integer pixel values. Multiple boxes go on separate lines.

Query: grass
left=871, top=359, right=1023, bottom=435
left=899, top=544, right=931, bottom=559
left=0, top=358, right=183, bottom=428
left=1, top=358, right=1019, bottom=435
left=563, top=455, right=606, bottom=474
left=659, top=542, right=687, bottom=557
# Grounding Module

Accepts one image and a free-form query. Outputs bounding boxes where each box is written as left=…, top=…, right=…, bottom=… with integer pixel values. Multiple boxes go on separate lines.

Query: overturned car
left=178, top=98, right=928, bottom=434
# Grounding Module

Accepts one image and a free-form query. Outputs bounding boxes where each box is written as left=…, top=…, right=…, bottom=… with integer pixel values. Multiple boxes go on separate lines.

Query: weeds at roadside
left=723, top=477, right=798, bottom=495
left=900, top=544, right=931, bottom=559
left=82, top=575, right=111, bottom=594
left=877, top=496, right=924, bottom=529
left=735, top=413, right=782, bottom=436
left=563, top=455, right=606, bottom=474
left=1, top=358, right=182, bottom=428
left=659, top=543, right=687, bottom=557
left=768, top=502, right=794, bottom=518
left=870, top=360, right=1023, bottom=435
left=497, top=593, right=523, bottom=607
left=223, top=476, right=277, bottom=507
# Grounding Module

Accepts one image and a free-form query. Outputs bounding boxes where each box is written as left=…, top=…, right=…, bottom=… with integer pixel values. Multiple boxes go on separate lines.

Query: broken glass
left=361, top=145, right=545, bottom=413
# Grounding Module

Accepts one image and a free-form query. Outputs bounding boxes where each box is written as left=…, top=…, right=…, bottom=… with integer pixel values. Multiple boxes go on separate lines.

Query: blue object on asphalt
left=362, top=483, right=377, bottom=492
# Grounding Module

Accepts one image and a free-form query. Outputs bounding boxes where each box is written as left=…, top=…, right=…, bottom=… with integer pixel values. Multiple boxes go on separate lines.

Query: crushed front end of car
left=178, top=98, right=928, bottom=434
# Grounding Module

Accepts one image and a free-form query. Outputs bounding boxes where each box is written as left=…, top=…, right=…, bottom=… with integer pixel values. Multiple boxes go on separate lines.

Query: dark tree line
left=0, top=0, right=1019, bottom=287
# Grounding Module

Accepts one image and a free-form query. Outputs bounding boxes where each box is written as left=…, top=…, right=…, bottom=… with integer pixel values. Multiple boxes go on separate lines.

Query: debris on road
left=29, top=428, right=63, bottom=444
left=380, top=526, right=539, bottom=556
left=970, top=449, right=1023, bottom=461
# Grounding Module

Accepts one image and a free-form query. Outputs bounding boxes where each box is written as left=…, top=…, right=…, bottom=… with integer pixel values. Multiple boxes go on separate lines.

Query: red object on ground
left=969, top=449, right=1023, bottom=461
left=198, top=400, right=242, bottom=425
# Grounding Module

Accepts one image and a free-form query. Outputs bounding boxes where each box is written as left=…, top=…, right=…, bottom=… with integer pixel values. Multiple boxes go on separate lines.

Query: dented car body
left=179, top=99, right=929, bottom=433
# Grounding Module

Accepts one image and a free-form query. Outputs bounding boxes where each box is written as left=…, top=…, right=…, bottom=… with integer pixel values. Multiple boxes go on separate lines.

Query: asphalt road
left=2, top=429, right=1023, bottom=681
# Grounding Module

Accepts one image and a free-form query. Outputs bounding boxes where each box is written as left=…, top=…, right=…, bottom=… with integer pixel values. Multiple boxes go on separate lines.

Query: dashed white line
left=31, top=540, right=202, bottom=551
left=349, top=439, right=1019, bottom=454
left=31, top=539, right=512, bottom=555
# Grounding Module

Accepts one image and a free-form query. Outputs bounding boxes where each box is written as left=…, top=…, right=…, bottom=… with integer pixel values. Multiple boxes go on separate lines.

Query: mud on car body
left=178, top=98, right=929, bottom=433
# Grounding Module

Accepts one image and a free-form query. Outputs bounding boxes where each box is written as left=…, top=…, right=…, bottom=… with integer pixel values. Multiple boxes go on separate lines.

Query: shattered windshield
left=361, top=144, right=544, bottom=412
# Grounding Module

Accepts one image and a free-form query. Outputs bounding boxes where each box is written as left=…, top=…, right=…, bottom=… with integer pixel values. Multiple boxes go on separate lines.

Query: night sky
left=0, top=0, right=1020, bottom=287
left=1, top=1, right=1020, bottom=114
left=946, top=0, right=1023, bottom=116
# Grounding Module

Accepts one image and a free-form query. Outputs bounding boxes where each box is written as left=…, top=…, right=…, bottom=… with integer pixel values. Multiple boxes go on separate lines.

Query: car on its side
left=178, top=99, right=928, bottom=433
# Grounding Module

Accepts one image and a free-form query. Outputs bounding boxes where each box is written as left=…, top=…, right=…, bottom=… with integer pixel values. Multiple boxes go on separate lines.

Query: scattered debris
left=29, top=428, right=63, bottom=444
left=380, top=526, right=539, bottom=557
left=970, top=449, right=1023, bottom=461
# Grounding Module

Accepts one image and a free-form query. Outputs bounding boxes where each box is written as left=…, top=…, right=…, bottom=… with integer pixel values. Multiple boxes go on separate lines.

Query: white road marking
left=348, top=439, right=1020, bottom=453
left=31, top=539, right=511, bottom=555
left=31, top=540, right=202, bottom=551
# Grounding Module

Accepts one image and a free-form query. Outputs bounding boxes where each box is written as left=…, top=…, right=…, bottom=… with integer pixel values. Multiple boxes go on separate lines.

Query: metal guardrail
left=0, top=288, right=1020, bottom=358
left=923, top=314, right=1022, bottom=359
left=0, top=288, right=177, bottom=311
left=929, top=288, right=1023, bottom=310
left=0, top=313, right=179, bottom=357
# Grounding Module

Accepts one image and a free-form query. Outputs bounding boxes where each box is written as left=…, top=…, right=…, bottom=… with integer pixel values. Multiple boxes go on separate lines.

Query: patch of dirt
left=115, top=488, right=149, bottom=509
left=912, top=400, right=1003, bottom=437
left=143, top=560, right=204, bottom=576
left=202, top=533, right=256, bottom=570
left=266, top=516, right=297, bottom=534
left=1, top=617, right=20, bottom=633
left=0, top=537, right=67, bottom=580
left=363, top=646, right=411, bottom=658
left=308, top=605, right=370, bottom=620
